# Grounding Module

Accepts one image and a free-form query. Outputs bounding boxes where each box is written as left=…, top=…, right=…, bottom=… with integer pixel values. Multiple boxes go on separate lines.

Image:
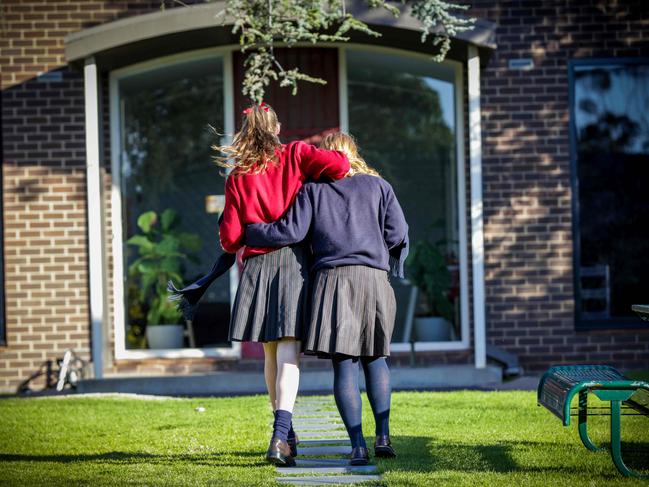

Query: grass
left=0, top=391, right=647, bottom=486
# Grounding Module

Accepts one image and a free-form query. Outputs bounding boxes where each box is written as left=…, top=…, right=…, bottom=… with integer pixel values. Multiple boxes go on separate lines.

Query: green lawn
left=0, top=391, right=647, bottom=486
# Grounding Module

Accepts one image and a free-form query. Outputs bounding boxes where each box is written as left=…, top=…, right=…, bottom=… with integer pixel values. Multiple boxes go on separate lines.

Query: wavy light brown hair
left=319, top=132, right=380, bottom=177
left=215, top=103, right=282, bottom=175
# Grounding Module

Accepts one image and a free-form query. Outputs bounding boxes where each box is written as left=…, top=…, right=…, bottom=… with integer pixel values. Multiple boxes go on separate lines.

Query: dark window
left=570, top=59, right=649, bottom=329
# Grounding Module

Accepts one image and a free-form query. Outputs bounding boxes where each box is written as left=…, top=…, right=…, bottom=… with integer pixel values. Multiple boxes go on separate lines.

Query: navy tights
left=332, top=355, right=391, bottom=449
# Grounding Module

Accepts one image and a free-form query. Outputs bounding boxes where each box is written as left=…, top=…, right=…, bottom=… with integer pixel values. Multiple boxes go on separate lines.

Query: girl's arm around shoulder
left=219, top=176, right=244, bottom=253
left=244, top=183, right=315, bottom=248
left=292, top=140, right=350, bottom=181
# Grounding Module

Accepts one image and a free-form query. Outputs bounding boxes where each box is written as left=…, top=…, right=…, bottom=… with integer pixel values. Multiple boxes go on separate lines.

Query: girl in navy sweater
left=245, top=133, right=409, bottom=465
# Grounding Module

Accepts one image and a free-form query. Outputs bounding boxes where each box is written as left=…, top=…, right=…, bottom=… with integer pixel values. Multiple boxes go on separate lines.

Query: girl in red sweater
left=217, top=103, right=349, bottom=466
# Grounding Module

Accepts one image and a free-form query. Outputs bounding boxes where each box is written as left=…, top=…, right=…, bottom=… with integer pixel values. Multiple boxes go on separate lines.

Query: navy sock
left=361, top=356, right=391, bottom=437
left=274, top=411, right=295, bottom=439
left=332, top=355, right=366, bottom=449
left=273, top=409, right=292, bottom=442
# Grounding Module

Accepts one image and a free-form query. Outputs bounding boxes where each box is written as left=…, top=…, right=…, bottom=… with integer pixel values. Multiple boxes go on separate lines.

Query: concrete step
left=277, top=474, right=381, bottom=485
left=77, top=365, right=502, bottom=395
left=276, top=465, right=377, bottom=475
left=299, top=431, right=348, bottom=439
left=293, top=424, right=344, bottom=431
left=294, top=459, right=352, bottom=467
left=299, top=439, right=350, bottom=446
left=298, top=446, right=351, bottom=456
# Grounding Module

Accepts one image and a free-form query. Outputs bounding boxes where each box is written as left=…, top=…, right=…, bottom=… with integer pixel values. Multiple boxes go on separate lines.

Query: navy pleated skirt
left=228, top=245, right=309, bottom=343
left=305, top=265, right=396, bottom=357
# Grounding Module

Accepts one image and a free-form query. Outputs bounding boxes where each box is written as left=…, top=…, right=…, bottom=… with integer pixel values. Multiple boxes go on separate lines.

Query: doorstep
left=76, top=364, right=502, bottom=396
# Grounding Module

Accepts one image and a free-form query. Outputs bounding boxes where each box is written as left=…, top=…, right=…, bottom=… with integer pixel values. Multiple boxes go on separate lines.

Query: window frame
left=341, top=44, right=471, bottom=352
left=569, top=57, right=649, bottom=330
left=109, top=47, right=240, bottom=360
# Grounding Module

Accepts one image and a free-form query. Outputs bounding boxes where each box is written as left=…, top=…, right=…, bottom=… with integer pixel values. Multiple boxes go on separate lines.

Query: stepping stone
left=298, top=445, right=350, bottom=456
left=299, top=439, right=350, bottom=446
left=299, top=414, right=340, bottom=420
left=299, top=431, right=348, bottom=438
left=293, top=409, right=338, bottom=416
left=294, top=458, right=351, bottom=467
left=276, top=465, right=378, bottom=475
left=294, top=420, right=342, bottom=426
left=294, top=424, right=344, bottom=431
left=277, top=474, right=381, bottom=485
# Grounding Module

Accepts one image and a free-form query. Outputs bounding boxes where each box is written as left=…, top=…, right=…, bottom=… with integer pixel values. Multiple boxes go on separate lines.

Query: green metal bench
left=538, top=365, right=649, bottom=478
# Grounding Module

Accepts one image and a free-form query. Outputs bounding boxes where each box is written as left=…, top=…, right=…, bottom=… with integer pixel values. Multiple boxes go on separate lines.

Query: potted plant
left=406, top=239, right=455, bottom=342
left=127, top=209, right=202, bottom=349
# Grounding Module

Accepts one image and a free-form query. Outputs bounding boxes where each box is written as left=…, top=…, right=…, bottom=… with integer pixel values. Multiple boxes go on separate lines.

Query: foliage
left=574, top=64, right=649, bottom=315
left=127, top=209, right=203, bottom=326
left=347, top=60, right=454, bottom=192
left=199, top=0, right=474, bottom=102
left=122, top=71, right=222, bottom=212
left=406, top=239, right=454, bottom=321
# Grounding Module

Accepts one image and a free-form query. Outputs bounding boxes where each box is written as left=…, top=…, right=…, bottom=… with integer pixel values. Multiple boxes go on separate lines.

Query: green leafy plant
left=406, top=239, right=454, bottom=322
left=166, top=0, right=475, bottom=103
left=127, top=209, right=203, bottom=326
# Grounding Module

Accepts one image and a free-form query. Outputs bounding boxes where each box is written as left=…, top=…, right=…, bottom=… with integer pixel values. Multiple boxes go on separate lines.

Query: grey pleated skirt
left=229, top=245, right=309, bottom=342
left=305, top=265, right=396, bottom=357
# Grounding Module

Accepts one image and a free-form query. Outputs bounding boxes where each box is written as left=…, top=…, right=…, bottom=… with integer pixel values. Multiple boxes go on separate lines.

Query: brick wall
left=0, top=0, right=176, bottom=392
left=470, top=0, right=649, bottom=371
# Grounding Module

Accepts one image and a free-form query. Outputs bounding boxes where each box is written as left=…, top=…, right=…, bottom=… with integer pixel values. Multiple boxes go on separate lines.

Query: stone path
left=275, top=397, right=381, bottom=486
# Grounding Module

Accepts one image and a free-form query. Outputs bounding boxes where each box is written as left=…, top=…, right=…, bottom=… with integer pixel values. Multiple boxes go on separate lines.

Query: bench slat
left=537, top=365, right=647, bottom=425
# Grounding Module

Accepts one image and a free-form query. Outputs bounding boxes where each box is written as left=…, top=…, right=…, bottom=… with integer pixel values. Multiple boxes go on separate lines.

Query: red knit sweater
left=219, top=140, right=350, bottom=259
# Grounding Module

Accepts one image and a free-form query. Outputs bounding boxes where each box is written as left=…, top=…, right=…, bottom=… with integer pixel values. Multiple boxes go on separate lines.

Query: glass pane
left=347, top=49, right=460, bottom=343
left=574, top=62, right=649, bottom=321
left=119, top=56, right=230, bottom=349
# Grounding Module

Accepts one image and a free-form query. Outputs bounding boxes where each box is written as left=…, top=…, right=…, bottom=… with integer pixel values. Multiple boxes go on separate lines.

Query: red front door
left=233, top=47, right=341, bottom=358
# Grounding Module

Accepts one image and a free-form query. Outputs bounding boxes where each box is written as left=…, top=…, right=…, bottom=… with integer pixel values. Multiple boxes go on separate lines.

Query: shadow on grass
left=0, top=450, right=268, bottom=468
left=378, top=436, right=649, bottom=477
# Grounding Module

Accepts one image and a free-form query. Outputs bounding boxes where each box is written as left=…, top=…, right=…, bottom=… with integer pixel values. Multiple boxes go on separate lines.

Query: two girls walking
left=218, top=104, right=408, bottom=466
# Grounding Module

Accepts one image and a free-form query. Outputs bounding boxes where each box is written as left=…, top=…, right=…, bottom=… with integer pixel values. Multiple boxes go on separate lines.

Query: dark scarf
left=167, top=252, right=236, bottom=321
left=167, top=214, right=237, bottom=321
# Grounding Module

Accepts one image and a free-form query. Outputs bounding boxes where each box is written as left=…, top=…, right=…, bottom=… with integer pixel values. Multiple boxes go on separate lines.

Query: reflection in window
left=119, top=57, right=230, bottom=349
left=347, top=49, right=460, bottom=343
left=572, top=61, right=649, bottom=323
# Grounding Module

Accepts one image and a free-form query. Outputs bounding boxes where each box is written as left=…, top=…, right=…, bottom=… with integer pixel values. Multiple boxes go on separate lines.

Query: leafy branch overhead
left=198, top=0, right=475, bottom=102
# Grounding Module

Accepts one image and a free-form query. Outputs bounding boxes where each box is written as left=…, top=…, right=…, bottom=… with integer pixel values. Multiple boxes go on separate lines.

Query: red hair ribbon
left=243, top=102, right=270, bottom=115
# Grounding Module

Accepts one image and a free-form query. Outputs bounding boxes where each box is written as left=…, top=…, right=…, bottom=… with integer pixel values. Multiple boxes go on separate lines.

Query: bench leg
left=609, top=400, right=648, bottom=479
left=578, top=391, right=604, bottom=452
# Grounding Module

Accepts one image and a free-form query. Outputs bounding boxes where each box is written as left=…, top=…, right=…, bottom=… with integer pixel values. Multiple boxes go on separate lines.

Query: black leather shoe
left=374, top=435, right=397, bottom=458
left=287, top=433, right=299, bottom=457
left=350, top=446, right=370, bottom=466
left=266, top=437, right=296, bottom=467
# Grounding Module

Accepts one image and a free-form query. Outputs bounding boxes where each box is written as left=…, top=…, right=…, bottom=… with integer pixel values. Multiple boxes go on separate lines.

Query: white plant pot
left=146, top=324, right=184, bottom=349
left=414, top=317, right=452, bottom=342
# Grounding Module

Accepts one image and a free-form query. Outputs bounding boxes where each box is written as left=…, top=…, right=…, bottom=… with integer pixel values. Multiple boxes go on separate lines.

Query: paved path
left=276, top=397, right=381, bottom=486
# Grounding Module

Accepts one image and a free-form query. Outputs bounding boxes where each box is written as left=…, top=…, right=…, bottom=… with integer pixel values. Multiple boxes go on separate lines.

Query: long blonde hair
left=319, top=132, right=380, bottom=177
left=215, top=103, right=282, bottom=175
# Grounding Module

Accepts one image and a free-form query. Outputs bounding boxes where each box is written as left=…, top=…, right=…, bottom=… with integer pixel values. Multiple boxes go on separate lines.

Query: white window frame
left=339, top=44, right=472, bottom=353
left=103, top=42, right=483, bottom=360
left=109, top=46, right=240, bottom=360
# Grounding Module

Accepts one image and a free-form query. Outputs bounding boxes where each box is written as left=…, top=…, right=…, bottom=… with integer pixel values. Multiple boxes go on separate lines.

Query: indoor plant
left=127, top=209, right=202, bottom=349
left=406, top=239, right=455, bottom=342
